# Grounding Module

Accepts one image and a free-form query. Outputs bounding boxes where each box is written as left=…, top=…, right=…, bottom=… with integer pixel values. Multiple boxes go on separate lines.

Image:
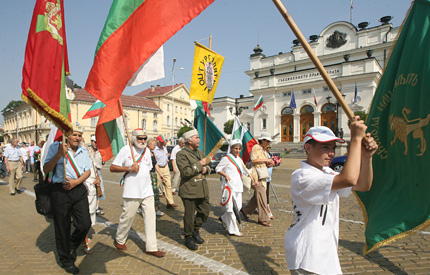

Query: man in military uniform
left=176, top=129, right=211, bottom=250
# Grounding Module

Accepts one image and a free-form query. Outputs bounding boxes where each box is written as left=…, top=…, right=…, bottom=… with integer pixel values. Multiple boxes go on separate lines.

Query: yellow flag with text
left=189, top=42, right=224, bottom=104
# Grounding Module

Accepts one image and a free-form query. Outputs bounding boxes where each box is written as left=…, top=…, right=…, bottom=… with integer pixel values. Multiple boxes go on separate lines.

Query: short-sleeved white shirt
left=216, top=154, right=249, bottom=192
left=170, top=145, right=182, bottom=161
left=284, top=161, right=351, bottom=275
left=20, top=147, right=28, bottom=161
left=112, top=145, right=153, bottom=199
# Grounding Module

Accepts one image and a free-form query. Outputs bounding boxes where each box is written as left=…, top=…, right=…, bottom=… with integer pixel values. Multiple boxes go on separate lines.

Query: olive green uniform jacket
left=176, top=146, right=211, bottom=199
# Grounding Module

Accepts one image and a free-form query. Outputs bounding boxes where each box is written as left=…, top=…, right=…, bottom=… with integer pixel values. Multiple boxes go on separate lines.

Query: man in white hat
left=89, top=135, right=105, bottom=215
left=44, top=123, right=92, bottom=274
left=284, top=117, right=378, bottom=275
left=176, top=129, right=211, bottom=250
left=110, top=129, right=165, bottom=258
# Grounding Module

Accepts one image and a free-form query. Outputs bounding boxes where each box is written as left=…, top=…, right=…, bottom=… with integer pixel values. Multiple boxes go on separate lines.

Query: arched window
left=167, top=116, right=170, bottom=126
left=300, top=105, right=314, bottom=114
left=282, top=107, right=294, bottom=115
left=153, top=121, right=158, bottom=132
left=175, top=117, right=178, bottom=126
left=141, top=119, right=146, bottom=130
left=322, top=104, right=336, bottom=112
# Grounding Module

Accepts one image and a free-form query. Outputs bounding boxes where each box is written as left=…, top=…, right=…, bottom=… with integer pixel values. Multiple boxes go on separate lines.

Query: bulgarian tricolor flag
left=254, top=95, right=264, bottom=111
left=230, top=116, right=258, bottom=164
left=313, top=89, right=318, bottom=107
left=96, top=100, right=125, bottom=161
left=21, top=0, right=72, bottom=134
left=82, top=100, right=106, bottom=119
left=190, top=99, right=211, bottom=116
left=85, top=0, right=215, bottom=108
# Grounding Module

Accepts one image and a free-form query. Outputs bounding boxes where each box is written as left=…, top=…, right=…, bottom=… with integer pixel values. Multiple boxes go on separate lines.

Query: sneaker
left=96, top=209, right=104, bottom=215
left=156, top=210, right=164, bottom=216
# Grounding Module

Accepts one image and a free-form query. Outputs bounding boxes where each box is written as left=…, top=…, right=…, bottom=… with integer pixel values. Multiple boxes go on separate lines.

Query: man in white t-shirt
left=20, top=143, right=29, bottom=173
left=170, top=137, right=185, bottom=193
left=110, top=129, right=165, bottom=258
left=284, top=117, right=378, bottom=275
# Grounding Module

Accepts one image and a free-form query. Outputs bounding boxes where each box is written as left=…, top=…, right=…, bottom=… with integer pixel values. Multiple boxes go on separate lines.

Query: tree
left=223, top=119, right=234, bottom=134
left=347, top=111, right=368, bottom=127
left=177, top=125, right=193, bottom=138
left=2, top=100, right=24, bottom=114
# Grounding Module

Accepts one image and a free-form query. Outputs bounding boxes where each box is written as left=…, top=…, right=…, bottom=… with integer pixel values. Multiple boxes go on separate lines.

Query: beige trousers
left=241, top=181, right=270, bottom=223
left=115, top=196, right=158, bottom=252
left=157, top=166, right=174, bottom=205
left=8, top=161, right=23, bottom=194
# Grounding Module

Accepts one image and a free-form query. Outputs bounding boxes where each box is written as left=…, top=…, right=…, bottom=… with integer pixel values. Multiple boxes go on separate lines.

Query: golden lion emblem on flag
left=389, top=107, right=430, bottom=156
left=44, top=2, right=63, bottom=45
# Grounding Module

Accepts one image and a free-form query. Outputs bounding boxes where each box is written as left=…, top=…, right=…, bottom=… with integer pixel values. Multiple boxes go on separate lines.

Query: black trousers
left=51, top=183, right=91, bottom=267
left=181, top=196, right=210, bottom=238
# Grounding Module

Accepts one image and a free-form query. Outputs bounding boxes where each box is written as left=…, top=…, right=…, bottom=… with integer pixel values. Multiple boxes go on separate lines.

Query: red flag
left=22, top=0, right=72, bottom=134
left=85, top=0, right=215, bottom=108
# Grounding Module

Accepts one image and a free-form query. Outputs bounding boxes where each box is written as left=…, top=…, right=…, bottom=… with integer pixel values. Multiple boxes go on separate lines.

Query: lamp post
left=326, top=93, right=346, bottom=137
left=170, top=58, right=184, bottom=145
left=229, top=97, right=245, bottom=116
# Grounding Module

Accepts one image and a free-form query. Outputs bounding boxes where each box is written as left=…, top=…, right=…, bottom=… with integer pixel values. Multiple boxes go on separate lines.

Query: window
left=167, top=104, right=170, bottom=111
left=283, top=92, right=292, bottom=97
left=322, top=104, right=336, bottom=112
left=262, top=118, right=267, bottom=129
left=153, top=121, right=158, bottom=131
left=185, top=108, right=187, bottom=115
left=175, top=106, right=178, bottom=113
left=323, top=87, right=330, bottom=92
left=302, top=89, right=311, bottom=95
left=141, top=119, right=147, bottom=130
left=154, top=113, right=157, bottom=118
left=180, top=107, right=183, bottom=114
left=247, top=122, right=251, bottom=130
left=91, top=118, right=97, bottom=127
left=301, top=105, right=314, bottom=114
left=175, top=117, right=178, bottom=126
left=167, top=116, right=170, bottom=126
left=282, top=107, right=294, bottom=115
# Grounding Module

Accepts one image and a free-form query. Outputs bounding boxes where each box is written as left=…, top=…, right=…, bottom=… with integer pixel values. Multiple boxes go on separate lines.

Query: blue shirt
left=44, top=141, right=92, bottom=183
left=153, top=146, right=169, bottom=167
left=4, top=145, right=22, bottom=161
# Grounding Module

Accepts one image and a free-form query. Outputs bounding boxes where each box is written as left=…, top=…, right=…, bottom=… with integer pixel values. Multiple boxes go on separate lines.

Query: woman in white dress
left=216, top=139, right=257, bottom=236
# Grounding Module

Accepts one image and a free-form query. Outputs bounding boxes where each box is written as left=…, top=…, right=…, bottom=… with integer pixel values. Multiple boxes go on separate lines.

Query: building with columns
left=210, top=18, right=399, bottom=145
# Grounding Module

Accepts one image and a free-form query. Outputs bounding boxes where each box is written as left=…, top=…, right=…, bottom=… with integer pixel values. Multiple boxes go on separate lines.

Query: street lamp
left=229, top=97, right=245, bottom=116
left=326, top=93, right=346, bottom=137
left=170, top=58, right=184, bottom=145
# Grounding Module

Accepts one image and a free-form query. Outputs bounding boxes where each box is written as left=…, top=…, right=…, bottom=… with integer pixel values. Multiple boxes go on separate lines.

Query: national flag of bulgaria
left=193, top=107, right=224, bottom=161
left=190, top=99, right=211, bottom=116
left=254, top=95, right=264, bottom=111
left=96, top=100, right=125, bottom=161
left=82, top=100, right=106, bottom=119
left=190, top=42, right=225, bottom=104
left=21, top=0, right=72, bottom=135
left=231, top=116, right=258, bottom=164
left=85, top=0, right=215, bottom=108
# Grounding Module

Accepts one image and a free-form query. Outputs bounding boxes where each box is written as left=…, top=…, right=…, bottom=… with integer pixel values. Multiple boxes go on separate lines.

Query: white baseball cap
left=303, top=126, right=345, bottom=145
left=230, top=139, right=242, bottom=147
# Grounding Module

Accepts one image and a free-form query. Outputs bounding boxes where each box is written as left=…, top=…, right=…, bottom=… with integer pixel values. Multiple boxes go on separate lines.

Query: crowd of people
left=2, top=114, right=378, bottom=274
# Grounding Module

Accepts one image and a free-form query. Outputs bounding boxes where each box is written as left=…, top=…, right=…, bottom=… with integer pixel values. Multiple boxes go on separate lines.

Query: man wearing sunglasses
left=110, top=129, right=165, bottom=258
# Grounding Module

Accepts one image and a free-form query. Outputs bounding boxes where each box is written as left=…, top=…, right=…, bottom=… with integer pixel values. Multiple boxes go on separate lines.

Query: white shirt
left=112, top=145, right=153, bottom=199
left=170, top=145, right=182, bottom=161
left=284, top=161, right=351, bottom=275
left=20, top=147, right=28, bottom=162
left=215, top=154, right=249, bottom=192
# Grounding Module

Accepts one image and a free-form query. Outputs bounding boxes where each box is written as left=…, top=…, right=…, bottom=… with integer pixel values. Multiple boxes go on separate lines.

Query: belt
left=158, top=165, right=167, bottom=168
left=9, top=160, right=20, bottom=162
left=191, top=174, right=205, bottom=181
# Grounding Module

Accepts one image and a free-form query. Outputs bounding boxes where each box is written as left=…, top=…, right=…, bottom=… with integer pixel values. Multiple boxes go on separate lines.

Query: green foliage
left=223, top=119, right=234, bottom=134
left=70, top=78, right=82, bottom=89
left=177, top=125, right=193, bottom=138
left=2, top=100, right=24, bottom=114
left=348, top=111, right=368, bottom=126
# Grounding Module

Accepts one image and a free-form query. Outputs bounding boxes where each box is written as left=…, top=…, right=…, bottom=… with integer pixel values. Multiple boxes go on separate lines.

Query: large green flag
left=193, top=107, right=225, bottom=160
left=356, top=0, right=430, bottom=254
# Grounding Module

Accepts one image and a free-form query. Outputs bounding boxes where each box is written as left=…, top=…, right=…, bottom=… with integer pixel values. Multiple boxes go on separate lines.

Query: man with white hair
left=4, top=138, right=24, bottom=195
left=110, top=129, right=165, bottom=258
left=176, top=129, right=211, bottom=250
left=170, top=137, right=185, bottom=193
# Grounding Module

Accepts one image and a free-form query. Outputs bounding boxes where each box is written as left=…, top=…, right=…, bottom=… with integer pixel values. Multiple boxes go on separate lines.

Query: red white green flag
left=254, top=95, right=264, bottom=111
left=22, top=0, right=72, bottom=134
left=96, top=100, right=125, bottom=161
left=190, top=99, right=211, bottom=116
left=313, top=89, right=318, bottom=107
left=82, top=100, right=106, bottom=119
left=231, top=116, right=258, bottom=164
left=85, top=0, right=215, bottom=108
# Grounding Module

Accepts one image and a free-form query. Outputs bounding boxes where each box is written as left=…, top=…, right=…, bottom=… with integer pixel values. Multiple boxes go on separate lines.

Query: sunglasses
left=137, top=136, right=147, bottom=141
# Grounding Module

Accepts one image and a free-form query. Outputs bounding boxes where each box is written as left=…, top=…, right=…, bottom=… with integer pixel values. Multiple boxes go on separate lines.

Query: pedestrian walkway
left=0, top=159, right=429, bottom=274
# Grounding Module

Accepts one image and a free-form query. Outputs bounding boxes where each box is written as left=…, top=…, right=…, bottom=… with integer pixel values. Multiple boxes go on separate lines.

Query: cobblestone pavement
left=0, top=158, right=429, bottom=274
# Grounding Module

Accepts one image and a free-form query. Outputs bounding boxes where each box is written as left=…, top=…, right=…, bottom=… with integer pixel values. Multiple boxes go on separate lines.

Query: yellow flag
left=189, top=42, right=224, bottom=104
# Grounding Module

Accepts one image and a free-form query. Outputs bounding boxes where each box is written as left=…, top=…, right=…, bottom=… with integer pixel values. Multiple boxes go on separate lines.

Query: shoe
left=166, top=204, right=178, bottom=209
left=136, top=208, right=142, bottom=214
left=114, top=240, right=127, bottom=250
left=10, top=193, right=16, bottom=196
left=258, top=221, right=272, bottom=227
left=15, top=189, right=22, bottom=194
left=84, top=245, right=93, bottom=254
left=156, top=210, right=164, bottom=216
left=268, top=212, right=275, bottom=219
left=229, top=232, right=243, bottom=237
left=172, top=192, right=177, bottom=195
left=63, top=264, right=79, bottom=274
left=159, top=193, right=164, bottom=198
left=185, top=237, right=198, bottom=250
left=96, top=209, right=104, bottom=215
left=240, top=209, right=249, bottom=221
left=192, top=230, right=204, bottom=244
left=70, top=248, right=77, bottom=260
left=146, top=250, right=166, bottom=258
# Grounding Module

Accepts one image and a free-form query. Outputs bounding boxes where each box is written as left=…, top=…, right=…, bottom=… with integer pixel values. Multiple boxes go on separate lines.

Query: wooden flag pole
left=272, top=0, right=355, bottom=120
left=118, top=99, right=136, bottom=163
left=202, top=34, right=213, bottom=157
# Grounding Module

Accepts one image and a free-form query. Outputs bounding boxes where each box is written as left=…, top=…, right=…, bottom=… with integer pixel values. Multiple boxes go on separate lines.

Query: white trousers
left=220, top=191, right=242, bottom=234
left=116, top=196, right=158, bottom=252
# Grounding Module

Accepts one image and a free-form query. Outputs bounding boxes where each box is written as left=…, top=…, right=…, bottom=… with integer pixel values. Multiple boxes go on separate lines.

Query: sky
left=0, top=0, right=411, bottom=124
